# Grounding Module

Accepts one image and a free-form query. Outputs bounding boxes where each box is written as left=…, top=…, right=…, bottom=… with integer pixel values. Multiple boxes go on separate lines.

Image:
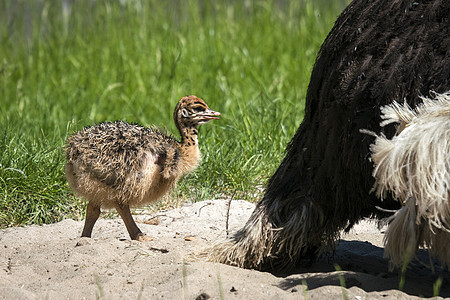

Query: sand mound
left=1, top=200, right=448, bottom=299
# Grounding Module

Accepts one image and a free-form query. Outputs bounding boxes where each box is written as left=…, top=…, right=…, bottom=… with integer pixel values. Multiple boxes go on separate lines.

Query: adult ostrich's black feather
left=205, top=0, right=449, bottom=270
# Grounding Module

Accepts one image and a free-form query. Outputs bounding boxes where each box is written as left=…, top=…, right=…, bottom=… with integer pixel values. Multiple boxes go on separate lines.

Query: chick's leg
left=114, top=202, right=153, bottom=241
left=81, top=202, right=101, bottom=238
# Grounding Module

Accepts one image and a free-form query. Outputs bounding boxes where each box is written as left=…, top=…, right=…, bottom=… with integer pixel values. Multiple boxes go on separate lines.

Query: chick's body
left=67, top=121, right=186, bottom=208
left=65, top=96, right=219, bottom=241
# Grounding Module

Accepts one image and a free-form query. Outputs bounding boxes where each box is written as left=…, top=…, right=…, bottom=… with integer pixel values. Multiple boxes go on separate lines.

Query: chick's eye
left=194, top=106, right=206, bottom=112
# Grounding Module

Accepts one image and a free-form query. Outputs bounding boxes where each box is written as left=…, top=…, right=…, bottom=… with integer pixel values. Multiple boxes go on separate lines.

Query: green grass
left=0, top=0, right=349, bottom=227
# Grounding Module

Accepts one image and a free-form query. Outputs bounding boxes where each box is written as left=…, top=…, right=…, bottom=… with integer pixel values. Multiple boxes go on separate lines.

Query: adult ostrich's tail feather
left=370, top=91, right=450, bottom=268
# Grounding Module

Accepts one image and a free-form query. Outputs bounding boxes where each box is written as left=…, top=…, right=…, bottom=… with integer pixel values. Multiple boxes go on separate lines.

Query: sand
left=1, top=199, right=448, bottom=299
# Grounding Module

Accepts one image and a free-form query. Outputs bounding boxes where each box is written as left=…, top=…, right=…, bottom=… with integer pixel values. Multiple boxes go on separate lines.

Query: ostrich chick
left=65, top=95, right=220, bottom=241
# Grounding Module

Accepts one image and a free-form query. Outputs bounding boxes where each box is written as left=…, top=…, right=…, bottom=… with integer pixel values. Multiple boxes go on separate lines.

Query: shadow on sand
left=276, top=240, right=449, bottom=298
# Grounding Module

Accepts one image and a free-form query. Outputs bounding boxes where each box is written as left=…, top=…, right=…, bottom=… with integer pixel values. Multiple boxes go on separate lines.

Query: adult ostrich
left=206, top=0, right=449, bottom=270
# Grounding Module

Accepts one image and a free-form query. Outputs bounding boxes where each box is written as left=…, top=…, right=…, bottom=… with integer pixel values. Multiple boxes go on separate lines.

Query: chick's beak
left=203, top=108, right=221, bottom=121
left=196, top=108, right=220, bottom=124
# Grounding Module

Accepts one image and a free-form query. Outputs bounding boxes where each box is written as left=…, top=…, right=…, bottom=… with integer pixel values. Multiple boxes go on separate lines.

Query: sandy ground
left=1, top=199, right=449, bottom=299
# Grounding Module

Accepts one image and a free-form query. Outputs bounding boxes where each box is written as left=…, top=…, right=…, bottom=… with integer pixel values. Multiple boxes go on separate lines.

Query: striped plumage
left=65, top=95, right=220, bottom=241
